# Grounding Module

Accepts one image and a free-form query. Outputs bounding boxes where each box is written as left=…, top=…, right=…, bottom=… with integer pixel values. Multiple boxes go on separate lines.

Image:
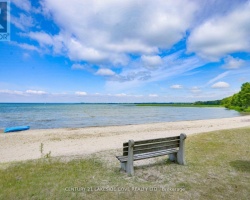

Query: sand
left=1, top=115, right=250, bottom=163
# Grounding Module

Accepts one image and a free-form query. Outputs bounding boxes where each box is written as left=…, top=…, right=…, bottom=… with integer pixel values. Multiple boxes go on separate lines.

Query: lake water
left=0, top=103, right=241, bottom=130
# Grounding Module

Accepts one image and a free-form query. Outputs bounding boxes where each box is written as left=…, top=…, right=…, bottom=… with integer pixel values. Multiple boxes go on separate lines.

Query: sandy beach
left=1, top=115, right=250, bottom=163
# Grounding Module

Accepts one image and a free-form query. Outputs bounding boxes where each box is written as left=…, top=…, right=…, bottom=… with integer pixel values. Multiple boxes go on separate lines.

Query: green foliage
left=194, top=100, right=221, bottom=105
left=221, top=82, right=250, bottom=112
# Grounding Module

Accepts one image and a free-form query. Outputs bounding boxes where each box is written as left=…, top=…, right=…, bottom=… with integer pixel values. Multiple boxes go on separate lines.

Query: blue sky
left=0, top=0, right=250, bottom=103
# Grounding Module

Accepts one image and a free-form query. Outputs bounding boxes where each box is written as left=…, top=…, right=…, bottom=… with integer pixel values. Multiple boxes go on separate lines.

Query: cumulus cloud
left=96, top=69, right=116, bottom=76
left=170, top=84, right=183, bottom=89
left=222, top=56, right=245, bottom=69
left=188, top=2, right=250, bottom=60
left=26, top=90, right=47, bottom=95
left=75, top=91, right=87, bottom=96
left=35, top=0, right=197, bottom=65
left=27, top=32, right=54, bottom=46
left=16, top=0, right=207, bottom=90
left=141, top=55, right=163, bottom=69
left=211, top=81, right=230, bottom=89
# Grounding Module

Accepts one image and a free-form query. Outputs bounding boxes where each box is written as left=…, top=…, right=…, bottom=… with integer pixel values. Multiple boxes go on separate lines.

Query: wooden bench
left=116, top=133, right=187, bottom=175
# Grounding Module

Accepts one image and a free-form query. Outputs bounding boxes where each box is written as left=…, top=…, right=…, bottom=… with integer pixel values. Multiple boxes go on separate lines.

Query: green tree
left=238, top=82, right=250, bottom=109
left=221, top=96, right=232, bottom=108
left=221, top=82, right=250, bottom=112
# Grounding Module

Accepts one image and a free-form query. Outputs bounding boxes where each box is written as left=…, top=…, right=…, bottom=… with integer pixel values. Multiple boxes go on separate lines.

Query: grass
left=1, top=127, right=250, bottom=199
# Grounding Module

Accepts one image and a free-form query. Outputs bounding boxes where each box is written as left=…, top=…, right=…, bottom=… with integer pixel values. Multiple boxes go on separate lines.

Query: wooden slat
left=117, top=148, right=178, bottom=162
left=133, top=144, right=179, bottom=155
left=134, top=140, right=179, bottom=151
left=135, top=136, right=180, bottom=146
left=123, top=136, right=180, bottom=147
left=134, top=148, right=178, bottom=161
left=123, top=139, right=180, bottom=152
left=123, top=142, right=179, bottom=156
left=118, top=148, right=178, bottom=161
left=123, top=142, right=129, bottom=147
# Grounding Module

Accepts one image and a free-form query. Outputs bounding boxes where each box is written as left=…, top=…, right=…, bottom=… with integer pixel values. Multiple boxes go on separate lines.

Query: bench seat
left=116, top=147, right=179, bottom=162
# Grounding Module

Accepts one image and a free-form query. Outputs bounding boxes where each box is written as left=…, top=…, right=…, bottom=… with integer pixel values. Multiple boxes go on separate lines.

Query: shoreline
left=1, top=115, right=250, bottom=163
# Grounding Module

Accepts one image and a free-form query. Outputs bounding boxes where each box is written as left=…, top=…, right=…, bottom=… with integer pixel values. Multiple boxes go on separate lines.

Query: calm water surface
left=0, top=103, right=242, bottom=130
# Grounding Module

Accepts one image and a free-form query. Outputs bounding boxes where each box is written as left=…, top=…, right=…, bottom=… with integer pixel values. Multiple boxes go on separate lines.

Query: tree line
left=221, top=82, right=250, bottom=112
left=194, top=82, right=250, bottom=112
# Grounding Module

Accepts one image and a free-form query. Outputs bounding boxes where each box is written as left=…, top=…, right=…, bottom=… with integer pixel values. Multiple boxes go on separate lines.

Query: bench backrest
left=122, top=136, right=180, bottom=156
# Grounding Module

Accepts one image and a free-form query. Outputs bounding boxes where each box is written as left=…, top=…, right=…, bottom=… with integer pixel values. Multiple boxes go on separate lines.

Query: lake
left=0, top=103, right=241, bottom=129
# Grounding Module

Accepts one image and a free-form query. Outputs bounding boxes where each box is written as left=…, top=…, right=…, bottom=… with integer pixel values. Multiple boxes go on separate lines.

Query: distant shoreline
left=135, top=103, right=222, bottom=107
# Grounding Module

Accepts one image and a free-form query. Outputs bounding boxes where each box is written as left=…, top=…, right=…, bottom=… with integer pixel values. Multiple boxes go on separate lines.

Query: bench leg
left=127, top=140, right=134, bottom=176
left=177, top=151, right=185, bottom=165
left=120, top=162, right=127, bottom=171
left=127, top=157, right=134, bottom=176
left=177, top=133, right=186, bottom=165
left=169, top=153, right=177, bottom=162
left=120, top=161, right=134, bottom=175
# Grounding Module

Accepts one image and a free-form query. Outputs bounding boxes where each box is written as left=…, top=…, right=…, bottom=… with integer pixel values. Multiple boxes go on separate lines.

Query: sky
left=0, top=0, right=250, bottom=103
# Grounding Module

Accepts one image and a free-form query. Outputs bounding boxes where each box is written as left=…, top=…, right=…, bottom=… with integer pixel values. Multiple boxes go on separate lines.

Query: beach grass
left=0, top=127, right=250, bottom=199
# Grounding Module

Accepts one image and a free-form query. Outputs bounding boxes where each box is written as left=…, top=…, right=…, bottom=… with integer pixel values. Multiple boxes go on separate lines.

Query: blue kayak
left=4, top=126, right=30, bottom=133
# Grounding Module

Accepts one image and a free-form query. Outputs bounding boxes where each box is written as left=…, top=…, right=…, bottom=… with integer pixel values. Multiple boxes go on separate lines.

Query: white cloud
left=66, top=38, right=107, bottom=63
left=192, top=0, right=247, bottom=26
left=190, top=86, right=201, bottom=93
left=96, top=69, right=116, bottom=76
left=149, top=94, right=158, bottom=97
left=222, top=56, right=245, bottom=69
left=71, top=64, right=86, bottom=70
left=75, top=91, right=87, bottom=96
left=38, top=0, right=197, bottom=65
left=106, top=40, right=158, bottom=55
left=115, top=93, right=127, bottom=97
left=206, top=71, right=230, bottom=86
left=28, top=32, right=54, bottom=46
left=188, top=2, right=250, bottom=60
left=19, top=32, right=67, bottom=54
left=0, top=90, right=47, bottom=96
left=170, top=84, right=183, bottom=89
left=11, top=14, right=34, bottom=31
left=26, top=90, right=47, bottom=95
left=105, top=51, right=205, bottom=92
left=12, top=0, right=31, bottom=12
left=11, top=41, right=40, bottom=52
left=211, top=81, right=230, bottom=89
left=0, top=90, right=24, bottom=95
left=141, top=55, right=163, bottom=69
